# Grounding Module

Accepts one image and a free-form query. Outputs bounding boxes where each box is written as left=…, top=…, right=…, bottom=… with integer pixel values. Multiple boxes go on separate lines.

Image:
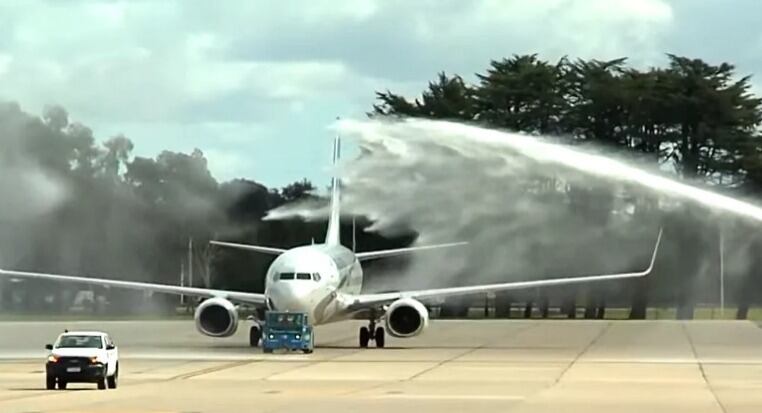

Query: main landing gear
left=247, top=312, right=265, bottom=347
left=250, top=325, right=261, bottom=347
left=359, top=320, right=385, bottom=348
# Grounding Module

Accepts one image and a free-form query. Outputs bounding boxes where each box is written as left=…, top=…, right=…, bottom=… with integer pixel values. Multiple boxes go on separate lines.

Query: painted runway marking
left=375, top=393, right=525, bottom=400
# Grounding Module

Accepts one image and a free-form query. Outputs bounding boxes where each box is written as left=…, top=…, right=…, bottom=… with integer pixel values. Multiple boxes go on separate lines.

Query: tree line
left=0, top=101, right=409, bottom=314
left=372, top=54, right=762, bottom=319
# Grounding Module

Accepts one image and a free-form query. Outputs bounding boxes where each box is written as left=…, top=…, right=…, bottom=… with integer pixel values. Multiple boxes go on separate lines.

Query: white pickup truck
left=44, top=331, right=119, bottom=390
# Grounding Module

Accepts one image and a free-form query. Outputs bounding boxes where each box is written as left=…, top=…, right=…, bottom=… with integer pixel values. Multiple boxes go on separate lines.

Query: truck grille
left=59, top=357, right=90, bottom=365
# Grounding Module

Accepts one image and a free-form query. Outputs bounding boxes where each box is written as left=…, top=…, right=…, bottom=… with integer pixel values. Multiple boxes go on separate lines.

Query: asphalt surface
left=1, top=319, right=761, bottom=412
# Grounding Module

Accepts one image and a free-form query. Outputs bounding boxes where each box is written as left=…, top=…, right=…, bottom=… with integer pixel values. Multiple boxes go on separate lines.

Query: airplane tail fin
left=325, top=135, right=341, bottom=246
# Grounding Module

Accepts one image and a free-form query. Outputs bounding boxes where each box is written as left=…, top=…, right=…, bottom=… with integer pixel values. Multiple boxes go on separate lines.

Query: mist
left=0, top=103, right=71, bottom=269
left=0, top=101, right=366, bottom=315
left=0, top=101, right=230, bottom=314
left=267, top=118, right=762, bottom=299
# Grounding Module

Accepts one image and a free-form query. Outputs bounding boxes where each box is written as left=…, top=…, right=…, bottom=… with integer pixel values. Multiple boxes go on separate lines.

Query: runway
left=1, top=319, right=762, bottom=412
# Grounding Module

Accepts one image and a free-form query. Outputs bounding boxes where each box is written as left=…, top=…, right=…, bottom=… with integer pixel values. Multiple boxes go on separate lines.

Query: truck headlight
left=47, top=355, right=59, bottom=363
left=268, top=334, right=274, bottom=339
left=89, top=356, right=103, bottom=364
left=295, top=334, right=301, bottom=340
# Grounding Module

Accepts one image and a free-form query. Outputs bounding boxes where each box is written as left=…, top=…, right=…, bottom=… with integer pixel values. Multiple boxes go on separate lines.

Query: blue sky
left=1, top=0, right=761, bottom=188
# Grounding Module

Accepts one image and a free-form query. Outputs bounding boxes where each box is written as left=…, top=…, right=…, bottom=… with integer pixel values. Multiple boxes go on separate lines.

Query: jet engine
left=384, top=298, right=429, bottom=338
left=194, top=297, right=239, bottom=337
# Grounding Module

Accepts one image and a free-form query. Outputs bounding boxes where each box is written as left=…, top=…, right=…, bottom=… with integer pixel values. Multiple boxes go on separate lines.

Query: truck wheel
left=107, top=364, right=118, bottom=389
left=46, top=375, right=55, bottom=390
left=97, top=377, right=107, bottom=390
left=58, top=380, right=67, bottom=390
left=375, top=327, right=385, bottom=348
left=249, top=326, right=261, bottom=347
left=302, top=348, right=313, bottom=354
left=359, top=327, right=370, bottom=348
left=263, top=348, right=273, bottom=354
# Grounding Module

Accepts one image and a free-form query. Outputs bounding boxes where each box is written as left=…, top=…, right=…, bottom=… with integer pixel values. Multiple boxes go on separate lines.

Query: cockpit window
left=279, top=272, right=320, bottom=281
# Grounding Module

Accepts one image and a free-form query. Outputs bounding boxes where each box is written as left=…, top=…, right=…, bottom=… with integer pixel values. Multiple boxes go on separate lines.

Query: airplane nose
left=267, top=283, right=315, bottom=314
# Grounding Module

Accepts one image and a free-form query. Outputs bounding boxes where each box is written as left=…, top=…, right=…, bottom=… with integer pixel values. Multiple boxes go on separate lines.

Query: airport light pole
left=180, top=260, right=185, bottom=306
left=719, top=227, right=725, bottom=318
left=352, top=216, right=356, bottom=252
left=188, top=237, right=193, bottom=289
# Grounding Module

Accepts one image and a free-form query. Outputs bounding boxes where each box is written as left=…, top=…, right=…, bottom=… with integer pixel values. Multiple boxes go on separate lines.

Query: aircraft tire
left=249, top=326, right=261, bottom=347
left=374, top=327, right=385, bottom=348
left=359, top=327, right=370, bottom=348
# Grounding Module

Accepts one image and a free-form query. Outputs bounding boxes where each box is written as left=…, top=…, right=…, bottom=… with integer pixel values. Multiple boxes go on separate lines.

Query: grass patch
left=0, top=312, right=194, bottom=322
left=445, top=306, right=762, bottom=320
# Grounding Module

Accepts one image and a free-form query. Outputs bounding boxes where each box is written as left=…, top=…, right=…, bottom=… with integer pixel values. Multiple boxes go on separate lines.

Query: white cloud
left=297, top=0, right=380, bottom=22
left=203, top=148, right=249, bottom=182
left=0, top=0, right=678, bottom=121
left=0, top=53, right=12, bottom=77
left=0, top=0, right=758, bottom=185
left=87, top=2, right=129, bottom=28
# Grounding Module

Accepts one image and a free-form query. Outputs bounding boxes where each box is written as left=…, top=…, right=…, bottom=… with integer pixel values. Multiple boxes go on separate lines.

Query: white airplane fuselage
left=263, top=243, right=362, bottom=325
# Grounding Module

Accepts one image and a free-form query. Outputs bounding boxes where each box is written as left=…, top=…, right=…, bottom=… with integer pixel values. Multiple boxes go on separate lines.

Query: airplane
left=0, top=136, right=663, bottom=349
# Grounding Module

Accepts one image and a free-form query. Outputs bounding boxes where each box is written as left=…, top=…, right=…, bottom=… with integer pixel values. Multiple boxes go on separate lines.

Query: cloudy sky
left=1, top=0, right=761, bottom=187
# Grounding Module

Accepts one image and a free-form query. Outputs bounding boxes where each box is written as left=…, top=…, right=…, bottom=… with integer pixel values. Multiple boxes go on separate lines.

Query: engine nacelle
left=384, top=298, right=429, bottom=338
left=194, top=297, right=239, bottom=337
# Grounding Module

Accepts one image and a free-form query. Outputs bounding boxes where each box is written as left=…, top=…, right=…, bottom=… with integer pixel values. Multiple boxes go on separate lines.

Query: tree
left=373, top=72, right=475, bottom=120
left=475, top=54, right=568, bottom=134
left=281, top=179, right=316, bottom=202
left=563, top=58, right=629, bottom=146
left=659, top=55, right=761, bottom=183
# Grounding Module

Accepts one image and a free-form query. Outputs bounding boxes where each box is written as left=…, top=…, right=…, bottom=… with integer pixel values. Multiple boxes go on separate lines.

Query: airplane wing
left=210, top=240, right=286, bottom=255
left=355, top=241, right=469, bottom=262
left=348, top=228, right=662, bottom=309
left=0, top=268, right=267, bottom=305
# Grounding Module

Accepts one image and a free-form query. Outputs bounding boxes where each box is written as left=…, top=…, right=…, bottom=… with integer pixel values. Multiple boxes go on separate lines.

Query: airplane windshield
left=296, top=273, right=311, bottom=280
left=279, top=273, right=295, bottom=280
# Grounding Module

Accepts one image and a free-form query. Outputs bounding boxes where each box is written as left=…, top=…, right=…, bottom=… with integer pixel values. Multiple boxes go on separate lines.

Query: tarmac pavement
left=0, top=319, right=761, bottom=412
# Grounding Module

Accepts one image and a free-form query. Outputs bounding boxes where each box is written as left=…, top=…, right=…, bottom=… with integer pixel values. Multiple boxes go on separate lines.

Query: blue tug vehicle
left=261, top=311, right=314, bottom=354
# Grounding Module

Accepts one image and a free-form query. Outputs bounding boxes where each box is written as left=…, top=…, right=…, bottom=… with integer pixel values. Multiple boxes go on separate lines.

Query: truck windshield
left=267, top=313, right=304, bottom=329
left=55, top=335, right=103, bottom=349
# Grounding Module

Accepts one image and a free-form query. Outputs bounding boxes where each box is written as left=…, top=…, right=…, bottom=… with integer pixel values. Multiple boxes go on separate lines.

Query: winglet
left=645, top=227, right=663, bottom=274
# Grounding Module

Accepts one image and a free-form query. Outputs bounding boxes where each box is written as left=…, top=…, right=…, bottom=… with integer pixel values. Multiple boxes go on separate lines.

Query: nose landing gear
left=359, top=320, right=385, bottom=348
